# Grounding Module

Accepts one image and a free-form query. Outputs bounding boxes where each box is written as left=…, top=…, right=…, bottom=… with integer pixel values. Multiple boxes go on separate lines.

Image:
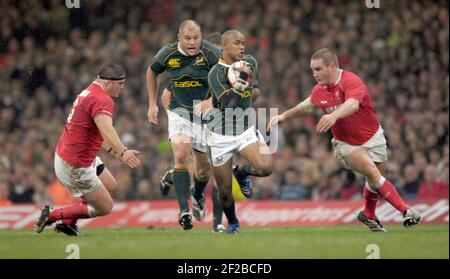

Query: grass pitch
left=0, top=225, right=447, bottom=259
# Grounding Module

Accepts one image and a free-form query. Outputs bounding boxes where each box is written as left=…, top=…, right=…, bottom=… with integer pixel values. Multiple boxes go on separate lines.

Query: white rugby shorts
left=54, top=153, right=103, bottom=197
left=167, top=109, right=207, bottom=153
left=331, top=126, right=388, bottom=168
left=206, top=126, right=261, bottom=166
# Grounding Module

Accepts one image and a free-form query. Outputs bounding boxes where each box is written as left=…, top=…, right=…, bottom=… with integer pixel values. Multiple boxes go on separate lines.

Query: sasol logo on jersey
left=168, top=59, right=181, bottom=68
left=174, top=80, right=203, bottom=88
left=242, top=90, right=251, bottom=98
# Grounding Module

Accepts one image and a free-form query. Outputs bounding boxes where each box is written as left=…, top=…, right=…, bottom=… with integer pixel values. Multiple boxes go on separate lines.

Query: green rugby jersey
left=207, top=54, right=259, bottom=136
left=150, top=40, right=222, bottom=121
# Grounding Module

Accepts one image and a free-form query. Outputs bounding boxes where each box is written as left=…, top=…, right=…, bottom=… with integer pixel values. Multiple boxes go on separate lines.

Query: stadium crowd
left=0, top=0, right=448, bottom=205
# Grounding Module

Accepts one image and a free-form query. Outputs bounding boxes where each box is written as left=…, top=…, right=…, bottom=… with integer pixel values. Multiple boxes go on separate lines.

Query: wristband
left=120, top=148, right=128, bottom=158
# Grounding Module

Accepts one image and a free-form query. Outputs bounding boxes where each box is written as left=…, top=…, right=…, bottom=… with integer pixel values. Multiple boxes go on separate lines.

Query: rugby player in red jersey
left=35, top=64, right=141, bottom=236
left=268, top=48, right=421, bottom=232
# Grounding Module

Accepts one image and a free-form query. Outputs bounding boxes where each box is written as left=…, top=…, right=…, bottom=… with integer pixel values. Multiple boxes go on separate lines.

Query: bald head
left=178, top=20, right=201, bottom=34
left=221, top=30, right=244, bottom=46
left=177, top=20, right=202, bottom=56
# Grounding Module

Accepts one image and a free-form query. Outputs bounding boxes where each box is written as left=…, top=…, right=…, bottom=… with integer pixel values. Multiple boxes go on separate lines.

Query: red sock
left=377, top=178, right=408, bottom=214
left=48, top=200, right=90, bottom=222
left=363, top=186, right=378, bottom=220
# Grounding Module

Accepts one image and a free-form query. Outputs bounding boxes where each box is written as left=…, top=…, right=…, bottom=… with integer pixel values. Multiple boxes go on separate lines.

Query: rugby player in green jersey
left=206, top=30, right=273, bottom=233
left=159, top=32, right=226, bottom=233
left=146, top=20, right=221, bottom=230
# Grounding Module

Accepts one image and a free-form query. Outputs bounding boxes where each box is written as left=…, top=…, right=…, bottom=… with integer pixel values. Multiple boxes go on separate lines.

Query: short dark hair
left=205, top=32, right=222, bottom=46
left=98, top=63, right=126, bottom=80
left=311, top=48, right=339, bottom=67
left=221, top=30, right=243, bottom=46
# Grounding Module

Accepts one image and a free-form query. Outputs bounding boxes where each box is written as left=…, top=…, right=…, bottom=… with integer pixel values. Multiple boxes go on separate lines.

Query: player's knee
left=174, top=155, right=189, bottom=169
left=259, top=161, right=273, bottom=176
left=95, top=199, right=113, bottom=216
left=254, top=159, right=273, bottom=176
left=195, top=168, right=210, bottom=182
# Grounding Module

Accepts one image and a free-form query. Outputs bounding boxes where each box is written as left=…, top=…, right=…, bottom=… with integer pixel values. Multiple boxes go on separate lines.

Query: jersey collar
left=92, top=81, right=105, bottom=90
left=177, top=42, right=203, bottom=57
left=325, top=69, right=343, bottom=88
left=218, top=58, right=230, bottom=67
left=177, top=42, right=188, bottom=56
left=333, top=69, right=343, bottom=85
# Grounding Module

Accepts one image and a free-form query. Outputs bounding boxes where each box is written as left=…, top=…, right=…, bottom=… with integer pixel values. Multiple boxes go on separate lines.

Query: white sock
left=365, top=181, right=377, bottom=193
left=87, top=205, right=97, bottom=217
left=376, top=176, right=386, bottom=188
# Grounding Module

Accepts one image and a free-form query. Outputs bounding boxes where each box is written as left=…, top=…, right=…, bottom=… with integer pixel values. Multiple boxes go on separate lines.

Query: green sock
left=173, top=169, right=190, bottom=214
left=192, top=175, right=209, bottom=201
left=212, top=187, right=223, bottom=226
left=222, top=200, right=239, bottom=225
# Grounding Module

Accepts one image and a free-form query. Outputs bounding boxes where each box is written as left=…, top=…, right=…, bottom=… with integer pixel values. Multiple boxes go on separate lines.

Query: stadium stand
left=0, top=0, right=448, bottom=204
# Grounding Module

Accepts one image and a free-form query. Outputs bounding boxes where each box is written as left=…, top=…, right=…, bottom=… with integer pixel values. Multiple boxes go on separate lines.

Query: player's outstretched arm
left=146, top=67, right=159, bottom=124
left=316, top=98, right=359, bottom=133
left=267, top=96, right=316, bottom=133
left=100, top=133, right=124, bottom=163
left=94, top=114, right=141, bottom=168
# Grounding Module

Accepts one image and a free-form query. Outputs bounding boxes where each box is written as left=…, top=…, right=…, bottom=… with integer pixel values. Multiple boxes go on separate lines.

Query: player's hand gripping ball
left=227, top=60, right=253, bottom=93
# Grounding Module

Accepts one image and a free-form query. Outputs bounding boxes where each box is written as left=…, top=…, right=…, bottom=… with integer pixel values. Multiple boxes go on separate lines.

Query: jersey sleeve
left=208, top=65, right=230, bottom=101
left=166, top=81, right=173, bottom=92
left=90, top=95, right=114, bottom=119
left=244, top=54, right=259, bottom=87
left=309, top=86, right=320, bottom=107
left=341, top=72, right=366, bottom=102
left=149, top=45, right=171, bottom=74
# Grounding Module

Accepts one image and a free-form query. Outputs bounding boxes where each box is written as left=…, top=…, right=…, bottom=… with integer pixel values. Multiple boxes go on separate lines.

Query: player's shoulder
left=85, top=82, right=102, bottom=96
left=155, top=42, right=178, bottom=59
left=309, top=84, right=325, bottom=105
left=208, top=63, right=222, bottom=76
left=341, top=70, right=364, bottom=85
left=86, top=83, right=112, bottom=102
left=311, top=84, right=324, bottom=95
left=208, top=63, right=227, bottom=83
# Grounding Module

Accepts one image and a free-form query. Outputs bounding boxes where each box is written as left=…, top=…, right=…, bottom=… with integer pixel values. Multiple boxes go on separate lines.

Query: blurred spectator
left=135, top=179, right=157, bottom=200
left=0, top=0, right=448, bottom=202
left=253, top=175, right=278, bottom=200
left=46, top=179, right=74, bottom=205
left=0, top=181, right=12, bottom=206
left=339, top=171, right=363, bottom=200
left=278, top=168, right=312, bottom=200
left=402, top=164, right=423, bottom=199
left=312, top=174, right=342, bottom=200
left=418, top=165, right=449, bottom=199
